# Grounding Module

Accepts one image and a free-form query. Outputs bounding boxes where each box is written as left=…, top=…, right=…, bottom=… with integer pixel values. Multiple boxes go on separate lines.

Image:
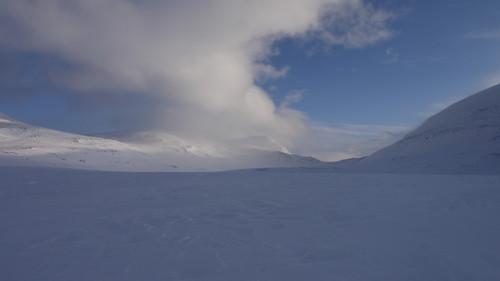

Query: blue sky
left=1, top=0, right=499, bottom=160
left=263, top=0, right=500, bottom=126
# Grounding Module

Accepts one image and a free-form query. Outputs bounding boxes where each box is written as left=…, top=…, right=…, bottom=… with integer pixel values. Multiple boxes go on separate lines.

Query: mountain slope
left=353, top=84, right=500, bottom=174
left=0, top=114, right=321, bottom=171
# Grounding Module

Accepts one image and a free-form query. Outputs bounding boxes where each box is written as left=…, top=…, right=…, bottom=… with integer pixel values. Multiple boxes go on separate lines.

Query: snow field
left=1, top=167, right=499, bottom=281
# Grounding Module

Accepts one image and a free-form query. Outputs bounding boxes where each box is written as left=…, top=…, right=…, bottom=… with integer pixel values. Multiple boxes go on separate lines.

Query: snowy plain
left=1, top=167, right=499, bottom=281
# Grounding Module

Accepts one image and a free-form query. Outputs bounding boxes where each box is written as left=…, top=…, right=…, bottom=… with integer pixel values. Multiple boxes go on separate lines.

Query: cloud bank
left=0, top=0, right=394, bottom=154
left=297, top=124, right=409, bottom=161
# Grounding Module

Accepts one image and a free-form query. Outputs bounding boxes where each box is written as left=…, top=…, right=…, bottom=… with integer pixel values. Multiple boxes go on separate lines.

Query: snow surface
left=352, top=84, right=500, bottom=174
left=1, top=167, right=499, bottom=281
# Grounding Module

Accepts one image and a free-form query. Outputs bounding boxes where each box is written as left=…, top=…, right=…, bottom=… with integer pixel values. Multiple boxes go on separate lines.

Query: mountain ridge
left=350, top=84, right=500, bottom=174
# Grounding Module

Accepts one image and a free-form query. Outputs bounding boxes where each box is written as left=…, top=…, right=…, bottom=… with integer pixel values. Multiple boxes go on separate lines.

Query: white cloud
left=463, top=28, right=500, bottom=40
left=315, top=0, right=396, bottom=48
left=0, top=0, right=395, bottom=151
left=481, top=71, right=500, bottom=89
left=295, top=123, right=409, bottom=161
left=382, top=47, right=399, bottom=63
left=280, top=90, right=305, bottom=108
left=253, top=64, right=290, bottom=81
left=417, top=96, right=465, bottom=118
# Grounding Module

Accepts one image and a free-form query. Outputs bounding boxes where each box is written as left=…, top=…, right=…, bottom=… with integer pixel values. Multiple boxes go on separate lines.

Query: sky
left=0, top=0, right=499, bottom=161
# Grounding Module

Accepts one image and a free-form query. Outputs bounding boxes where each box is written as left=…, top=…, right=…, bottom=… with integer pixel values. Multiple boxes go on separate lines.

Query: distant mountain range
left=0, top=113, right=320, bottom=172
left=1, top=84, right=499, bottom=173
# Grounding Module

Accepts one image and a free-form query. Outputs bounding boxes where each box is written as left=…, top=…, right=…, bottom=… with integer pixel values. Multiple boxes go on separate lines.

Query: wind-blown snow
left=1, top=167, right=499, bottom=280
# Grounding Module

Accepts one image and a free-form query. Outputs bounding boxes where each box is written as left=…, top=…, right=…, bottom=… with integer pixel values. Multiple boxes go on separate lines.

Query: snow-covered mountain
left=4, top=84, right=499, bottom=174
left=0, top=114, right=321, bottom=171
left=352, top=84, right=500, bottom=174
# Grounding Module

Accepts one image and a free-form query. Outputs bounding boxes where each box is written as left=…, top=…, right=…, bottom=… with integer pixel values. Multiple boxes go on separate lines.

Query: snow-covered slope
left=354, top=84, right=500, bottom=174
left=0, top=114, right=149, bottom=171
left=0, top=114, right=321, bottom=171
